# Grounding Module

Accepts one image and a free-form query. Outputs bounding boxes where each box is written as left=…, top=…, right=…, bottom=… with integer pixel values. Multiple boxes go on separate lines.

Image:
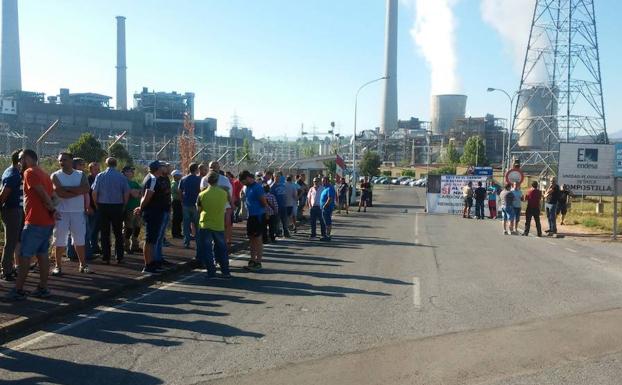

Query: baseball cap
left=149, top=160, right=162, bottom=172
left=255, top=171, right=262, bottom=177
left=122, top=165, right=135, bottom=173
left=172, top=169, right=182, bottom=177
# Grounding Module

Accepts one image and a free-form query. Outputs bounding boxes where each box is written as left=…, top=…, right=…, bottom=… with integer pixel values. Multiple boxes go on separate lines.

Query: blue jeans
left=277, top=206, right=290, bottom=237
left=309, top=206, right=326, bottom=238
left=546, top=203, right=557, bottom=233
left=198, top=228, right=229, bottom=276
left=154, top=210, right=170, bottom=262
left=87, top=211, right=100, bottom=253
left=182, top=206, right=199, bottom=247
left=475, top=200, right=485, bottom=218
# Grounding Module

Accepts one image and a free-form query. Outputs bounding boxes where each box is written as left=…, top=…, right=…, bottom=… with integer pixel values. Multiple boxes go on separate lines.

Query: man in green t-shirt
left=197, top=171, right=231, bottom=278
left=122, top=166, right=143, bottom=254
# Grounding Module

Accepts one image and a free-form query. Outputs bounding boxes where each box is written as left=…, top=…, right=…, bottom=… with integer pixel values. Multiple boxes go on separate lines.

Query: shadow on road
left=0, top=348, right=163, bottom=385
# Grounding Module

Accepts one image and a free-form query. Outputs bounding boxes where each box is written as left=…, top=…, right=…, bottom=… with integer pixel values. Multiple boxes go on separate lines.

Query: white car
left=400, top=178, right=413, bottom=185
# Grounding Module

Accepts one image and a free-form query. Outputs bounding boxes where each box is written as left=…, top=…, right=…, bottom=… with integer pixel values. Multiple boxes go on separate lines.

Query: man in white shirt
left=50, top=152, right=91, bottom=275
left=201, top=161, right=234, bottom=246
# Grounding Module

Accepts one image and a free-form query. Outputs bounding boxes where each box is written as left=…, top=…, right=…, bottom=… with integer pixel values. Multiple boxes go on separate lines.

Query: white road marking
left=2, top=271, right=203, bottom=354
left=412, top=277, right=421, bottom=309
left=590, top=257, right=605, bottom=264
left=565, top=248, right=578, bottom=253
left=414, top=213, right=419, bottom=245
left=547, top=241, right=557, bottom=246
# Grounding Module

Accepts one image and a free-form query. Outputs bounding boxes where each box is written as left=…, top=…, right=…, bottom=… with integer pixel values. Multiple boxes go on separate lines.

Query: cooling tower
left=430, top=94, right=467, bottom=135
left=380, top=0, right=398, bottom=137
left=515, top=86, right=558, bottom=149
left=116, top=16, right=127, bottom=110
left=1, top=0, right=21, bottom=93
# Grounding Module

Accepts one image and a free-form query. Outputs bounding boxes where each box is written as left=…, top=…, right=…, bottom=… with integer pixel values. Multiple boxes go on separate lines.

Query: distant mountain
left=609, top=130, right=622, bottom=142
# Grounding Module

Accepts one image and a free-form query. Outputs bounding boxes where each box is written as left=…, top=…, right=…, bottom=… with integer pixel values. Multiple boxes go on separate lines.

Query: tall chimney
left=380, top=0, right=398, bottom=137
left=116, top=16, right=127, bottom=110
left=1, top=0, right=22, bottom=93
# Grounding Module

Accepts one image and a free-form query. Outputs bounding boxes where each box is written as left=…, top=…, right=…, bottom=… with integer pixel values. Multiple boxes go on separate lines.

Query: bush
left=401, top=170, right=416, bottom=177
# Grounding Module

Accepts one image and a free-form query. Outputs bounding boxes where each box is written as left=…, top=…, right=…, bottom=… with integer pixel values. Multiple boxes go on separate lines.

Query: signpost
left=504, top=168, right=524, bottom=185
left=613, top=143, right=622, bottom=239
left=558, top=143, right=615, bottom=196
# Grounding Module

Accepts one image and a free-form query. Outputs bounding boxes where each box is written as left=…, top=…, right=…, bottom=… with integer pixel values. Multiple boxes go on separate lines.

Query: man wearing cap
left=92, top=157, right=129, bottom=264
left=135, top=161, right=170, bottom=274
left=201, top=161, right=233, bottom=246
left=170, top=169, right=183, bottom=239
left=197, top=171, right=231, bottom=278
left=239, top=170, right=269, bottom=271
left=122, top=166, right=142, bottom=254
left=179, top=163, right=201, bottom=248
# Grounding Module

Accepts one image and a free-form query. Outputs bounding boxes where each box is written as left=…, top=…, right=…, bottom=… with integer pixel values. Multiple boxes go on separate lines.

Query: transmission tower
left=511, top=0, right=608, bottom=176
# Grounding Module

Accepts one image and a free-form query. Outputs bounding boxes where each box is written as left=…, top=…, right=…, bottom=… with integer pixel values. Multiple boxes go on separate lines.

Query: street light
left=351, top=76, right=388, bottom=204
left=487, top=87, right=518, bottom=175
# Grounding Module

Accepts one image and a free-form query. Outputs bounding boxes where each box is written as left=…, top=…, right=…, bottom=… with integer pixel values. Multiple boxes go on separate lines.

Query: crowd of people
left=0, top=148, right=360, bottom=300
left=462, top=176, right=573, bottom=237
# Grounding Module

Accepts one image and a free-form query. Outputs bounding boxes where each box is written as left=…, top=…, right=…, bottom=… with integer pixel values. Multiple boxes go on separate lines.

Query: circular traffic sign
left=505, top=168, right=524, bottom=185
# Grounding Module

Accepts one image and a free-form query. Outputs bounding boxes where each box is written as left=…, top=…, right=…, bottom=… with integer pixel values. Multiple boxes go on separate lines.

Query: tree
left=109, top=143, right=133, bottom=165
left=237, top=138, right=253, bottom=161
left=443, top=140, right=461, bottom=164
left=460, top=136, right=487, bottom=166
left=359, top=150, right=381, bottom=177
left=302, top=145, right=317, bottom=157
left=67, top=133, right=107, bottom=163
left=429, top=165, right=457, bottom=175
left=323, top=159, right=336, bottom=175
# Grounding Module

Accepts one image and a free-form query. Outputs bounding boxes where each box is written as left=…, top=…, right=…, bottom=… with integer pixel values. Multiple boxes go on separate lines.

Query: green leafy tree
left=401, top=169, right=416, bottom=177
left=237, top=138, right=253, bottom=161
left=460, top=136, right=487, bottom=166
left=429, top=165, right=457, bottom=175
left=359, top=150, right=381, bottom=177
left=323, top=159, right=336, bottom=175
left=302, top=145, right=317, bottom=157
left=109, top=143, right=133, bottom=165
left=443, top=140, right=461, bottom=164
left=67, top=133, right=107, bottom=163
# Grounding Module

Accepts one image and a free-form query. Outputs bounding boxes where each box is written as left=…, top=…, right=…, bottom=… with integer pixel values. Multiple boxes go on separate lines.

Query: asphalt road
left=2, top=186, right=622, bottom=385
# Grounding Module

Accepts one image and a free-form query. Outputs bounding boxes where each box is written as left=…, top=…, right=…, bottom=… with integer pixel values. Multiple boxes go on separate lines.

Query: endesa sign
left=558, top=143, right=615, bottom=196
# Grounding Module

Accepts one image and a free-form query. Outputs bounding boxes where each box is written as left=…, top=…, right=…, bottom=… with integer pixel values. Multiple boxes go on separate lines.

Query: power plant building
left=430, top=94, right=467, bottom=135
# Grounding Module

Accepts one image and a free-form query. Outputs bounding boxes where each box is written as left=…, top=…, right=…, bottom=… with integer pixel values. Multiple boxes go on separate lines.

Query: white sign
left=427, top=175, right=490, bottom=215
left=558, top=143, right=615, bottom=196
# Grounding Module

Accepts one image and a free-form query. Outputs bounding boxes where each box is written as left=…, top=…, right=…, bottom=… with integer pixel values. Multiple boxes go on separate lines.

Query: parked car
left=400, top=178, right=413, bottom=185
left=391, top=176, right=409, bottom=185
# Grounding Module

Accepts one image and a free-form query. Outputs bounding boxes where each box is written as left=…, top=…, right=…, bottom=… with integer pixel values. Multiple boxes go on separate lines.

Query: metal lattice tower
left=511, top=0, right=608, bottom=176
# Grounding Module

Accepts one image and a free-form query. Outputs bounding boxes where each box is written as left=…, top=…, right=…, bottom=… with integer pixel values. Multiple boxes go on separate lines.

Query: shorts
left=247, top=215, right=265, bottom=238
left=361, top=191, right=370, bottom=202
left=143, top=209, right=165, bottom=244
left=502, top=207, right=515, bottom=221
left=21, top=224, right=54, bottom=258
left=464, top=197, right=473, bottom=208
left=557, top=203, right=568, bottom=216
left=513, top=207, right=521, bottom=221
left=53, top=212, right=86, bottom=247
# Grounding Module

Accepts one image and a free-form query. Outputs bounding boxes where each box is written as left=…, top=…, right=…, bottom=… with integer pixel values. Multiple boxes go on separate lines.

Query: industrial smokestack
left=380, top=0, right=398, bottom=137
left=430, top=94, right=467, bottom=135
left=116, top=16, right=127, bottom=110
left=1, top=0, right=22, bottom=93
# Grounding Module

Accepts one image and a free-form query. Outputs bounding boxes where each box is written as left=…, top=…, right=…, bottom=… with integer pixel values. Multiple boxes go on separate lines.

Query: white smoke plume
left=410, top=0, right=461, bottom=95
left=480, top=0, right=536, bottom=73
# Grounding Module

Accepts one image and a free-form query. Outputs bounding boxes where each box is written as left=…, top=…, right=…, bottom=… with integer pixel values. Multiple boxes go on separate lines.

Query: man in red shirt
left=7, top=149, right=58, bottom=300
left=523, top=181, right=543, bottom=237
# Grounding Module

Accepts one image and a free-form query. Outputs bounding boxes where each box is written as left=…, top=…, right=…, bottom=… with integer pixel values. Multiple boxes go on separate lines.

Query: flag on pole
left=336, top=154, right=346, bottom=182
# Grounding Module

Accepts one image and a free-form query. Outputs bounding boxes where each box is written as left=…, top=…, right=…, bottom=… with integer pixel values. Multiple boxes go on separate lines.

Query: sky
left=12, top=0, right=622, bottom=139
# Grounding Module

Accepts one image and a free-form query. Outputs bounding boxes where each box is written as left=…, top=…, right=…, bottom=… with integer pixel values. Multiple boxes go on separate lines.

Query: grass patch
left=580, top=217, right=600, bottom=228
